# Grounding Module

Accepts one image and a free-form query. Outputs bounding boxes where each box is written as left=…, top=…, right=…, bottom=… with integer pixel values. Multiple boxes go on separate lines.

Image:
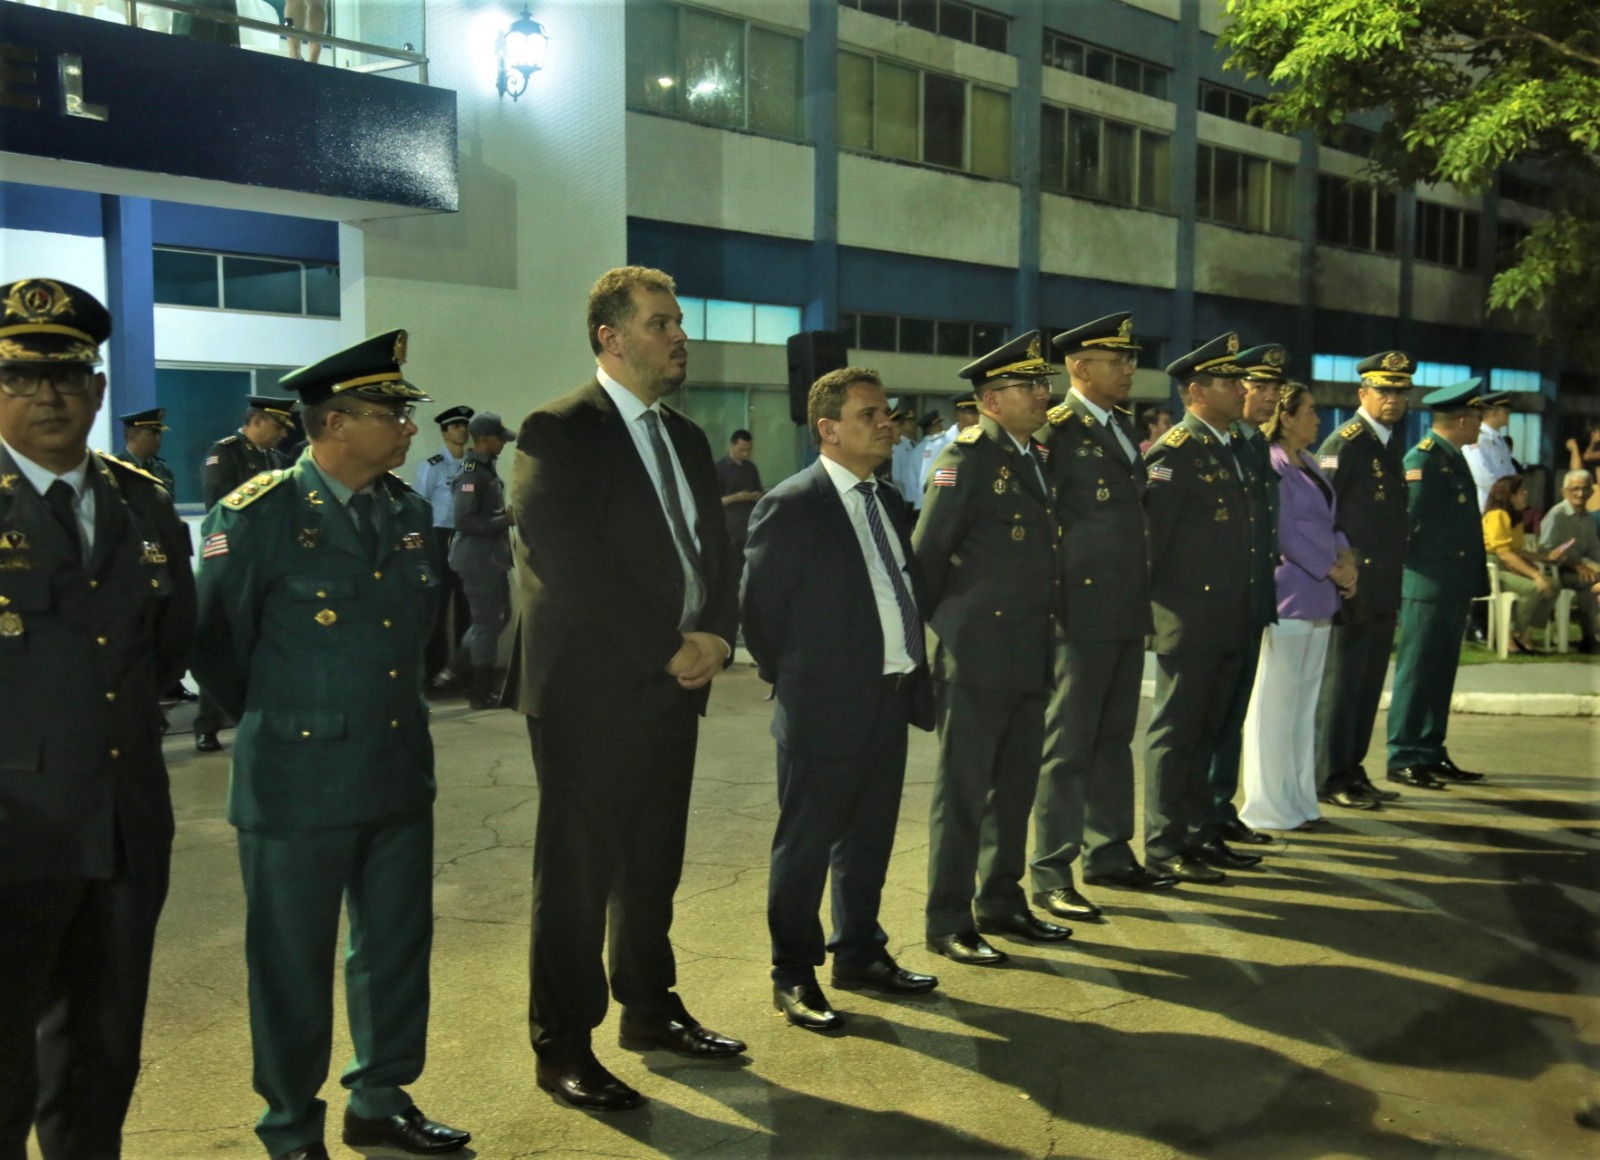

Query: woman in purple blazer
left=1240, top=384, right=1359, bottom=832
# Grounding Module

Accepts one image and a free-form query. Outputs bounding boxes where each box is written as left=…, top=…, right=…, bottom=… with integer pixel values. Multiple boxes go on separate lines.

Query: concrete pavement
left=87, top=668, right=1600, bottom=1159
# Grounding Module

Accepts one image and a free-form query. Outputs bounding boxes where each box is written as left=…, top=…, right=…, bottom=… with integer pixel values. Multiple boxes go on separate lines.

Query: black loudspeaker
left=787, top=330, right=850, bottom=424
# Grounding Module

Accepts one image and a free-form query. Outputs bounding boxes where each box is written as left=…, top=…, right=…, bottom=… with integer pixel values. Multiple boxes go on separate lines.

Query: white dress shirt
left=1357, top=407, right=1394, bottom=446
left=3, top=439, right=96, bottom=553
left=1069, top=387, right=1138, bottom=462
left=1463, top=423, right=1516, bottom=511
left=819, top=454, right=917, bottom=674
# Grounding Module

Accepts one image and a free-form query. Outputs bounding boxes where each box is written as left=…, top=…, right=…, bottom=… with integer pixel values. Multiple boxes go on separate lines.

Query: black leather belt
left=882, top=669, right=920, bottom=692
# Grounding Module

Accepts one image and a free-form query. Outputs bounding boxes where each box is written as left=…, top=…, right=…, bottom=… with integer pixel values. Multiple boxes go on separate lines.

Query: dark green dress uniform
left=120, top=407, right=176, bottom=495
left=1142, top=336, right=1253, bottom=870
left=1204, top=344, right=1286, bottom=838
left=192, top=333, right=455, bottom=1158
left=1386, top=380, right=1493, bottom=781
left=0, top=280, right=196, bottom=1159
left=913, top=334, right=1061, bottom=942
left=201, top=394, right=297, bottom=508
left=1314, top=354, right=1416, bottom=800
left=1032, top=313, right=1154, bottom=892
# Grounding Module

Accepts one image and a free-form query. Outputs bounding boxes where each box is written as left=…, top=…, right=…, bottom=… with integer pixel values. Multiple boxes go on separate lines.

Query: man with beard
left=506, top=266, right=745, bottom=1112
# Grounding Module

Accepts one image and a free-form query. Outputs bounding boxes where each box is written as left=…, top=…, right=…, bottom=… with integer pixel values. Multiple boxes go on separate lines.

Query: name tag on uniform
left=401, top=532, right=426, bottom=550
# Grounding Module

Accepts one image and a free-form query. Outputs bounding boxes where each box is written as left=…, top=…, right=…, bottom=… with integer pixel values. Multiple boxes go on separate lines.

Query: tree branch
left=1498, top=17, right=1600, bottom=71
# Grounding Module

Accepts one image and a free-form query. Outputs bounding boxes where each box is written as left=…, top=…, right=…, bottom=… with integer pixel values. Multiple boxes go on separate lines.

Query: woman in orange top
left=1483, top=474, right=1557, bottom=653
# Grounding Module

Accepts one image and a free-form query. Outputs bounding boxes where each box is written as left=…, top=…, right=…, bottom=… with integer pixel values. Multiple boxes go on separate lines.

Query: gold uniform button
left=316, top=590, right=327, bottom=598
left=89, top=580, right=98, bottom=589
left=373, top=570, right=383, bottom=579
left=315, top=609, right=338, bottom=626
left=105, top=691, right=116, bottom=702
left=1084, top=578, right=1093, bottom=585
left=301, top=730, right=312, bottom=738
left=96, top=636, right=108, bottom=646
left=390, top=719, right=400, bottom=729
left=109, top=748, right=120, bottom=759
left=383, top=619, right=393, bottom=628
left=994, top=610, right=1003, bottom=617
left=388, top=669, right=398, bottom=679
left=150, top=579, right=159, bottom=588
left=1204, top=584, right=1212, bottom=592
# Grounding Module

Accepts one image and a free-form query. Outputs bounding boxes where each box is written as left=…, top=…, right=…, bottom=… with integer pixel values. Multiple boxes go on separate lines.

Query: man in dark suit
left=914, top=331, right=1073, bottom=968
left=1031, top=313, right=1173, bottom=920
left=508, top=266, right=745, bottom=1113
left=1141, top=334, right=1260, bottom=884
left=743, top=367, right=938, bottom=1034
left=0, top=279, right=195, bottom=1160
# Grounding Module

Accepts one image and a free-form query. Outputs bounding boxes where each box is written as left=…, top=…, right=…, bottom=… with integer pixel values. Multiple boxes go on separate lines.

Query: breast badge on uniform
left=0, top=610, right=22, bottom=637
left=314, top=609, right=338, bottom=626
left=401, top=532, right=426, bottom=551
left=1096, top=486, right=1110, bottom=502
left=140, top=541, right=168, bottom=565
left=298, top=528, right=321, bottom=549
left=0, top=473, right=16, bottom=493
left=1011, top=526, right=1026, bottom=541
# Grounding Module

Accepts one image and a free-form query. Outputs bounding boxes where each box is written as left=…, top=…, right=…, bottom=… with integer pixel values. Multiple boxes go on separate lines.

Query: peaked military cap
left=1237, top=343, right=1289, bottom=383
left=888, top=403, right=913, bottom=422
left=1356, top=350, right=1416, bottom=388
left=119, top=406, right=169, bottom=430
left=919, top=410, right=944, bottom=430
left=468, top=411, right=515, bottom=440
left=950, top=392, right=978, bottom=410
left=1420, top=378, right=1487, bottom=412
left=1165, top=332, right=1246, bottom=381
left=0, top=278, right=111, bottom=365
left=278, top=329, right=431, bottom=406
left=246, top=395, right=299, bottom=425
left=1052, top=312, right=1140, bottom=357
left=433, top=404, right=475, bottom=427
left=960, top=329, right=1059, bottom=385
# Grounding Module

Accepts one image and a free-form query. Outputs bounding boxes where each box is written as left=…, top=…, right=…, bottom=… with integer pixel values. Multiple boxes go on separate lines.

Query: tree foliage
left=1220, top=0, right=1600, bottom=364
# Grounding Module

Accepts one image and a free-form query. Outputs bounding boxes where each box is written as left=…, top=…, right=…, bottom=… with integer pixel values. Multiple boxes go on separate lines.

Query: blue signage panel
left=0, top=2, right=457, bottom=213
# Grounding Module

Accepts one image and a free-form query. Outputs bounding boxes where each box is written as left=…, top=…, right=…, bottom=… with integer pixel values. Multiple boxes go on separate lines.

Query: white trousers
left=1239, top=618, right=1331, bottom=831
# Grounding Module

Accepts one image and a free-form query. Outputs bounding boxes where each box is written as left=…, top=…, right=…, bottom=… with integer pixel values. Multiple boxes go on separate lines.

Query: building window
left=1044, top=32, right=1168, bottom=100
left=1413, top=361, right=1472, bottom=388
left=837, top=311, right=1005, bottom=359
left=1490, top=368, right=1540, bottom=393
left=1414, top=201, right=1481, bottom=270
left=840, top=0, right=1008, bottom=53
left=1311, top=354, right=1361, bottom=384
left=1041, top=106, right=1170, bottom=212
left=152, top=248, right=340, bottom=318
left=626, top=1, right=804, bottom=139
left=1322, top=123, right=1380, bottom=158
left=1316, top=176, right=1398, bottom=254
left=1498, top=173, right=1552, bottom=209
left=677, top=297, right=802, bottom=346
left=838, top=51, right=1012, bottom=179
left=1196, top=145, right=1295, bottom=235
left=1199, top=81, right=1267, bottom=126
left=1495, top=220, right=1532, bottom=273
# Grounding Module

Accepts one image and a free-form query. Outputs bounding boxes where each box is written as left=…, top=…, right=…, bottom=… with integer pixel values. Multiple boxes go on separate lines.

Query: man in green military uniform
left=1142, top=334, right=1261, bottom=883
left=1315, top=351, right=1417, bottom=808
left=1031, top=312, right=1174, bottom=920
left=120, top=406, right=176, bottom=494
left=1386, top=379, right=1496, bottom=790
left=914, top=330, right=1072, bottom=966
left=1201, top=343, right=1287, bottom=849
left=193, top=331, right=470, bottom=1160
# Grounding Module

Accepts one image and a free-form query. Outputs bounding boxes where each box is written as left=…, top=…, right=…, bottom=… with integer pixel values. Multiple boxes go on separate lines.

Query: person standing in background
left=1463, top=398, right=1516, bottom=510
left=120, top=407, right=176, bottom=495
left=449, top=412, right=516, bottom=710
left=415, top=405, right=475, bottom=688
left=715, top=429, right=764, bottom=559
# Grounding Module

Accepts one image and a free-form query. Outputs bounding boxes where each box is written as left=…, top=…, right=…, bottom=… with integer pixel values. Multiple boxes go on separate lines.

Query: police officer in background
left=120, top=407, right=176, bottom=494
left=1386, top=379, right=1496, bottom=792
left=917, top=393, right=975, bottom=494
left=449, top=411, right=515, bottom=710
left=1315, top=351, right=1416, bottom=809
left=914, top=331, right=1072, bottom=967
left=193, top=330, right=469, bottom=1160
left=202, top=396, right=296, bottom=507
left=0, top=278, right=196, bottom=1160
left=415, top=405, right=474, bottom=686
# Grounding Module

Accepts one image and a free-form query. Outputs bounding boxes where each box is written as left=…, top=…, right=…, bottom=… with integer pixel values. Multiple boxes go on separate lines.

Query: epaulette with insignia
left=1418, top=436, right=1436, bottom=451
left=220, top=470, right=287, bottom=510
left=956, top=425, right=984, bottom=444
left=383, top=471, right=416, bottom=494
left=427, top=453, right=444, bottom=466
left=1339, top=420, right=1364, bottom=440
left=1162, top=426, right=1190, bottom=448
left=96, top=451, right=161, bottom=486
left=217, top=434, right=239, bottom=446
left=1114, top=404, right=1133, bottom=415
left=463, top=458, right=478, bottom=471
left=1046, top=403, right=1071, bottom=426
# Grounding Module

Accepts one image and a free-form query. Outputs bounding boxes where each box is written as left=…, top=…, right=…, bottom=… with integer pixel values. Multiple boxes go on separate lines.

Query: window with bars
left=626, top=1, right=804, bottom=139
left=839, top=50, right=1012, bottom=179
left=837, top=312, right=1006, bottom=358
left=1199, top=81, right=1266, bottom=126
left=152, top=248, right=340, bottom=317
left=1316, top=176, right=1398, bottom=254
left=1043, top=32, right=1168, bottom=100
left=1414, top=201, right=1481, bottom=270
left=1041, top=106, right=1171, bottom=212
left=840, top=0, right=1008, bottom=52
left=1196, top=144, right=1295, bottom=235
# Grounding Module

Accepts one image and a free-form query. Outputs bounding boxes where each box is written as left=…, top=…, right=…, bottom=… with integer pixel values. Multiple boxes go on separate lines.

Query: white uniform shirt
left=1463, top=423, right=1516, bottom=511
left=819, top=454, right=917, bottom=674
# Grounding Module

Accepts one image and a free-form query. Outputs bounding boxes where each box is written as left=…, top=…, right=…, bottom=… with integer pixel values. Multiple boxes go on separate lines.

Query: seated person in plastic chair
left=1482, top=475, right=1559, bottom=654
left=1539, top=469, right=1600, bottom=654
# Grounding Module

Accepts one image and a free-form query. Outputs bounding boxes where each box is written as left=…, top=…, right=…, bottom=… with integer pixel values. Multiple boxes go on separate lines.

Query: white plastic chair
left=1480, top=561, right=1518, bottom=660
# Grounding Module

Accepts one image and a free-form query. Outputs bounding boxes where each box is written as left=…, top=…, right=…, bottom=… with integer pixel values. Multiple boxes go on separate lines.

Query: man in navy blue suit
left=742, top=367, right=939, bottom=1033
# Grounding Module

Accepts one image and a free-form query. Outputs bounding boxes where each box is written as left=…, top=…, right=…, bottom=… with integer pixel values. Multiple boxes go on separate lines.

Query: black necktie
left=45, top=480, right=83, bottom=564
left=853, top=482, right=926, bottom=668
left=348, top=491, right=379, bottom=560
left=1018, top=449, right=1048, bottom=499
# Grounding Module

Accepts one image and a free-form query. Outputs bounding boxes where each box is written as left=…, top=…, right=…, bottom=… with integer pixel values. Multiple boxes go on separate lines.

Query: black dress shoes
left=1082, top=864, right=1179, bottom=891
left=1324, top=788, right=1380, bottom=810
left=1195, top=840, right=1263, bottom=870
left=1431, top=758, right=1485, bottom=783
left=536, top=1056, right=643, bottom=1111
left=1364, top=783, right=1401, bottom=802
left=831, top=956, right=937, bottom=995
left=273, top=1145, right=329, bottom=1160
left=194, top=732, right=222, bottom=753
left=1387, top=765, right=1448, bottom=790
left=976, top=912, right=1072, bottom=942
left=774, top=982, right=845, bottom=1031
left=1149, top=854, right=1225, bottom=884
left=619, top=1013, right=746, bottom=1057
left=1216, top=819, right=1274, bottom=845
left=1032, top=887, right=1103, bottom=921
left=926, top=931, right=1009, bottom=965
left=342, top=1105, right=470, bottom=1153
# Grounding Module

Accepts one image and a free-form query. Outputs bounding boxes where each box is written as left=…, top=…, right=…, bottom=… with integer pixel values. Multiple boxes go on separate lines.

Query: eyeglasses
left=0, top=368, right=95, bottom=398
left=1076, top=355, right=1137, bottom=370
left=997, top=380, right=1053, bottom=394
left=338, top=405, right=417, bottom=425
